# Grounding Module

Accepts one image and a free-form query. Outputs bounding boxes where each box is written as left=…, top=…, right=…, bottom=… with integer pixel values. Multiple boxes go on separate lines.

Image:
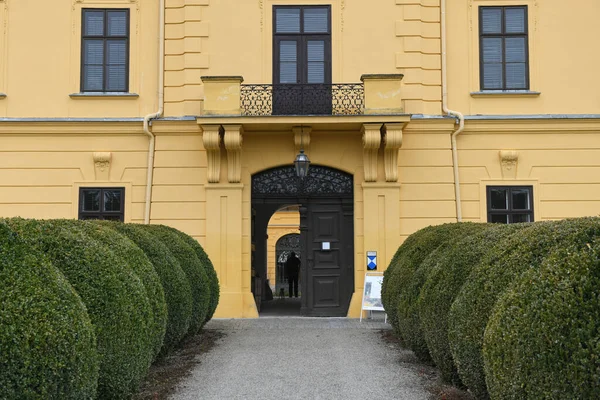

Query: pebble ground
left=170, top=316, right=433, bottom=400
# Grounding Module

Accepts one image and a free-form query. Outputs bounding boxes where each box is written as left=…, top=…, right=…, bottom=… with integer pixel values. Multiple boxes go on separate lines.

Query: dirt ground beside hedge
left=379, top=330, right=474, bottom=400
left=133, top=330, right=224, bottom=400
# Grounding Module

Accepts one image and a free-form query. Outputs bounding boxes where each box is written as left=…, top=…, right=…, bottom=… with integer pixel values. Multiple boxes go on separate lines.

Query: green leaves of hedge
left=6, top=218, right=153, bottom=400
left=385, top=218, right=600, bottom=399
left=484, top=240, right=600, bottom=399
left=0, top=221, right=99, bottom=399
left=141, top=224, right=211, bottom=335
left=448, top=217, right=600, bottom=399
left=172, top=230, right=220, bottom=323
left=1, top=218, right=219, bottom=399
left=418, top=223, right=524, bottom=385
left=105, top=222, right=193, bottom=354
left=389, top=223, right=487, bottom=361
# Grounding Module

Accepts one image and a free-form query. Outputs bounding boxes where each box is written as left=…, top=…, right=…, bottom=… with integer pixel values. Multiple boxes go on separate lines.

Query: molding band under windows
left=69, top=92, right=139, bottom=99
left=470, top=90, right=541, bottom=98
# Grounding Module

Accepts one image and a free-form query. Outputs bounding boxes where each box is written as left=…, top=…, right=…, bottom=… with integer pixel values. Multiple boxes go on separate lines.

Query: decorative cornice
left=499, top=150, right=519, bottom=180
left=93, top=152, right=112, bottom=180
left=383, top=123, right=403, bottom=183
left=362, top=123, right=382, bottom=183
left=201, top=125, right=223, bottom=184
left=223, top=125, right=244, bottom=183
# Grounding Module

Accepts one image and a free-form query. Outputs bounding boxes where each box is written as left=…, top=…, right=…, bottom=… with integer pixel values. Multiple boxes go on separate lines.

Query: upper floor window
left=487, top=186, right=533, bottom=223
left=479, top=6, right=529, bottom=91
left=273, top=6, right=331, bottom=85
left=79, top=187, right=125, bottom=221
left=81, top=9, right=129, bottom=92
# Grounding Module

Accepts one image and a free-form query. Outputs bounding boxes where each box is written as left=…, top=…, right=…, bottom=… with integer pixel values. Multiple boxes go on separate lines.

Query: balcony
left=199, top=74, right=405, bottom=124
left=240, top=84, right=365, bottom=116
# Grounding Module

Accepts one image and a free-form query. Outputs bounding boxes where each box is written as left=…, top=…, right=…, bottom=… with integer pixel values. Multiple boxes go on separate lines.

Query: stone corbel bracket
left=202, top=125, right=223, bottom=183
left=382, top=123, right=404, bottom=182
left=362, top=123, right=382, bottom=182
left=293, top=126, right=311, bottom=153
left=93, top=152, right=112, bottom=181
left=224, top=124, right=244, bottom=183
left=500, top=150, right=519, bottom=179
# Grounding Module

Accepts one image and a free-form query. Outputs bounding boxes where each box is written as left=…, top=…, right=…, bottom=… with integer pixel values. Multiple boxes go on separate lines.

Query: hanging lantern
left=294, top=149, right=310, bottom=179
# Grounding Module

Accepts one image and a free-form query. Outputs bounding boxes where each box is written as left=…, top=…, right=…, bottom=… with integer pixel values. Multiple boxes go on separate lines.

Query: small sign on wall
left=367, top=251, right=377, bottom=271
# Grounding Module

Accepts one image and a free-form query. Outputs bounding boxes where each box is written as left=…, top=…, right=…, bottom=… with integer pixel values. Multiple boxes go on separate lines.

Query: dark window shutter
left=304, top=8, right=329, bottom=33
left=279, top=40, right=298, bottom=84
left=81, top=9, right=129, bottom=92
left=480, top=6, right=529, bottom=90
left=276, top=8, right=301, bottom=33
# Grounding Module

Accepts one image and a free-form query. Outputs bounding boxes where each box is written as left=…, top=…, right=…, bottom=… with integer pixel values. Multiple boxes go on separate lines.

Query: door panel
left=302, top=200, right=353, bottom=316
left=313, top=276, right=340, bottom=307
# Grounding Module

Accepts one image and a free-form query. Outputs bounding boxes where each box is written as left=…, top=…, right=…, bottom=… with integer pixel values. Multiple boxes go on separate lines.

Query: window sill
left=69, top=92, right=139, bottom=99
left=0, top=93, right=6, bottom=99
left=470, top=90, right=541, bottom=98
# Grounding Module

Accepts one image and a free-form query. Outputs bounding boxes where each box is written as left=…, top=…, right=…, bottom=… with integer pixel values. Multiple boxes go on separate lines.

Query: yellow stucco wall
left=164, top=0, right=443, bottom=116
left=1, top=1, right=600, bottom=318
left=447, top=0, right=600, bottom=115
left=0, top=0, right=159, bottom=118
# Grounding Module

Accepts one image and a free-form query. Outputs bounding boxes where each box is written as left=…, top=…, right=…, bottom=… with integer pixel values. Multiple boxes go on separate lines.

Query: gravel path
left=170, top=317, right=433, bottom=400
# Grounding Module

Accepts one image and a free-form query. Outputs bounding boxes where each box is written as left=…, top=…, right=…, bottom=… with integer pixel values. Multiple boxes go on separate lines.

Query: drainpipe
left=142, top=0, right=165, bottom=225
left=441, top=0, right=464, bottom=222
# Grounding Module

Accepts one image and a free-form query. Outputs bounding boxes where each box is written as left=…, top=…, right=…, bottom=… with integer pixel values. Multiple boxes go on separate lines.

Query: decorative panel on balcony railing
left=241, top=84, right=364, bottom=116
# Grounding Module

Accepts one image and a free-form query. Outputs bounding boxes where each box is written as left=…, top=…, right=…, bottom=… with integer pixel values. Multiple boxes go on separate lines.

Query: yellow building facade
left=1, top=0, right=599, bottom=317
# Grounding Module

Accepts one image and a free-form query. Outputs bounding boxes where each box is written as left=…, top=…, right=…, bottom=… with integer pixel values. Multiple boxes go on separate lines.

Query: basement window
left=79, top=187, right=125, bottom=221
left=487, top=186, right=533, bottom=223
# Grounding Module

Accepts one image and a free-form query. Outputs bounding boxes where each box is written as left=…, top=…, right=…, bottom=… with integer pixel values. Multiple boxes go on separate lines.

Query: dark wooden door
left=300, top=198, right=354, bottom=316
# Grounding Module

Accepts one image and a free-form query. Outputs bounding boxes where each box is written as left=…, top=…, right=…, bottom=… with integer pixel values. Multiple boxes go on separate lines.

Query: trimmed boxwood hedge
left=142, top=224, right=210, bottom=335
left=6, top=218, right=154, bottom=400
left=394, top=222, right=488, bottom=361
left=483, top=241, right=600, bottom=399
left=483, top=238, right=600, bottom=399
left=170, top=229, right=220, bottom=322
left=382, top=223, right=466, bottom=336
left=76, top=221, right=168, bottom=361
left=417, top=223, right=526, bottom=384
left=105, top=222, right=193, bottom=353
left=448, top=217, right=600, bottom=399
left=0, top=221, right=99, bottom=399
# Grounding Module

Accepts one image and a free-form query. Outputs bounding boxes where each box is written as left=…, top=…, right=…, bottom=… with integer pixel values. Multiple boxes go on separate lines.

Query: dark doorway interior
left=251, top=165, right=354, bottom=317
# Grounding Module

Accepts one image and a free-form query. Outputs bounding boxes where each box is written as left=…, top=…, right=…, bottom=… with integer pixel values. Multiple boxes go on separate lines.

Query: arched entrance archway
left=252, top=165, right=354, bottom=317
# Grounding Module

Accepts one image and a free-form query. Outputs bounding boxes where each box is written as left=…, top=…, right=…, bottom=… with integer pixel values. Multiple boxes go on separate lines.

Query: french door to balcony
left=273, top=6, right=332, bottom=115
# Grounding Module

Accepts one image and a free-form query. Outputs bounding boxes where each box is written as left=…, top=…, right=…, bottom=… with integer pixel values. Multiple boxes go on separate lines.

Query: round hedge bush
left=77, top=220, right=168, bottom=361
left=6, top=218, right=154, bottom=400
left=448, top=217, right=600, bottom=399
left=382, top=225, right=441, bottom=334
left=105, top=222, right=193, bottom=353
left=142, top=224, right=210, bottom=335
left=395, top=222, right=489, bottom=361
left=0, top=220, right=99, bottom=399
left=483, top=241, right=600, bottom=399
left=382, top=223, right=469, bottom=335
left=170, top=229, right=220, bottom=323
left=417, top=223, right=525, bottom=384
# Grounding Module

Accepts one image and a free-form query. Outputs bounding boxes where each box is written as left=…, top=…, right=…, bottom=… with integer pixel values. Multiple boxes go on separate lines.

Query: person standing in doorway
left=285, top=252, right=301, bottom=298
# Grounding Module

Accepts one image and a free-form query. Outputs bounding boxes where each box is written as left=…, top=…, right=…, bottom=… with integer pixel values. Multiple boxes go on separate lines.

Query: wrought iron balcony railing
left=240, top=83, right=364, bottom=116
